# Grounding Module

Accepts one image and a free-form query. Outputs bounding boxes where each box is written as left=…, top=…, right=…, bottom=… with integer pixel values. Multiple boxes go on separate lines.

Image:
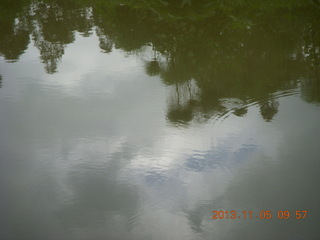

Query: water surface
left=1, top=1, right=320, bottom=239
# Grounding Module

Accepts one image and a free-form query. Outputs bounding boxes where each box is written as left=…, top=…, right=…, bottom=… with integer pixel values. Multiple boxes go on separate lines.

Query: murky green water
left=1, top=1, right=320, bottom=239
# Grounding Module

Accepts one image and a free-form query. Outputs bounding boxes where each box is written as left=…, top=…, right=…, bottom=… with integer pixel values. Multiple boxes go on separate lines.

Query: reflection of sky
left=1, top=32, right=320, bottom=240
left=184, top=143, right=257, bottom=172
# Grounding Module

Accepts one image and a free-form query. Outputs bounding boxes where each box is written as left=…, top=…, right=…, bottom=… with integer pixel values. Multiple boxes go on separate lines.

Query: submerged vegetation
left=1, top=0, right=319, bottom=122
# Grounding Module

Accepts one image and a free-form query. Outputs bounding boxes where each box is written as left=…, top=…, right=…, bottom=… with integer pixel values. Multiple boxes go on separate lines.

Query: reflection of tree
left=95, top=2, right=309, bottom=123
left=30, top=1, right=95, bottom=73
left=310, top=0, right=320, bottom=8
left=145, top=58, right=161, bottom=76
left=1, top=0, right=320, bottom=110
left=137, top=7, right=318, bottom=123
left=34, top=2, right=75, bottom=44
left=0, top=74, right=2, bottom=88
left=0, top=0, right=30, bottom=62
left=34, top=38, right=64, bottom=74
left=95, top=27, right=113, bottom=53
left=0, top=27, right=29, bottom=62
left=301, top=78, right=320, bottom=103
left=0, top=0, right=95, bottom=74
left=167, top=104, right=193, bottom=124
left=145, top=46, right=161, bottom=76
left=233, top=107, right=248, bottom=117
left=300, top=13, right=320, bottom=103
left=259, top=99, right=279, bottom=122
left=166, top=80, right=198, bottom=124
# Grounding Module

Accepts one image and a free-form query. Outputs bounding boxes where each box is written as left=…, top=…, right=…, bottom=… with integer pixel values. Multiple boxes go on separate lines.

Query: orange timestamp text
left=211, top=210, right=308, bottom=220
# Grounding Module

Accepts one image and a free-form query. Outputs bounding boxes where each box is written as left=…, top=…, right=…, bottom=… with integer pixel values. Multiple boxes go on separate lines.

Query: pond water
left=0, top=1, right=320, bottom=239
